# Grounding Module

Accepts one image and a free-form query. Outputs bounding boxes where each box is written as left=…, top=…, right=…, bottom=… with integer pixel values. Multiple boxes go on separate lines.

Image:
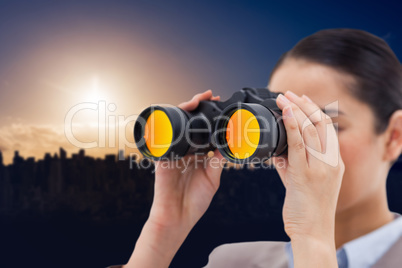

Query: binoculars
left=133, top=87, right=287, bottom=163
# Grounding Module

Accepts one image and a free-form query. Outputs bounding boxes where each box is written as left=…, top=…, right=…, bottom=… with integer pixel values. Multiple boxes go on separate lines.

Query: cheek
left=339, top=133, right=372, bottom=168
left=336, top=131, right=382, bottom=210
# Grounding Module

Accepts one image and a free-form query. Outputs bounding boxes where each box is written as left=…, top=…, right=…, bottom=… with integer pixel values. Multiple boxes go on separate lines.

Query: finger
left=196, top=89, right=213, bottom=100
left=285, top=91, right=341, bottom=167
left=285, top=91, right=333, bottom=154
left=211, top=95, right=221, bottom=101
left=272, top=156, right=288, bottom=187
left=178, top=89, right=213, bottom=111
left=277, top=95, right=321, bottom=162
left=292, top=103, right=322, bottom=155
left=281, top=105, right=308, bottom=169
left=205, top=149, right=226, bottom=189
left=285, top=91, right=321, bottom=152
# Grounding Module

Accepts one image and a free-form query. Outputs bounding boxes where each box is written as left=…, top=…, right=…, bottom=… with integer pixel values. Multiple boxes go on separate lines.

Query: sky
left=0, top=0, right=401, bottom=164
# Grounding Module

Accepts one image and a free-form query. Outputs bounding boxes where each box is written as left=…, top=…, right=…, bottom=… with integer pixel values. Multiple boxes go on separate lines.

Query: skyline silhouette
left=1, top=148, right=402, bottom=267
left=1, top=147, right=401, bottom=222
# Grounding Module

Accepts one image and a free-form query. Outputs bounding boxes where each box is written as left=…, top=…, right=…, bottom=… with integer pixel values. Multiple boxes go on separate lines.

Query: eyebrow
left=321, top=108, right=345, bottom=116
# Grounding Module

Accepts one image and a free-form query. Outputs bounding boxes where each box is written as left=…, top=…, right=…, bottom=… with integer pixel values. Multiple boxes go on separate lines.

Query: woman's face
left=269, top=58, right=388, bottom=214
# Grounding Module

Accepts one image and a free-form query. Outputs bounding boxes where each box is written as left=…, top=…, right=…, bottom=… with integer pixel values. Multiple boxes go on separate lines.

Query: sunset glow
left=1, top=1, right=401, bottom=165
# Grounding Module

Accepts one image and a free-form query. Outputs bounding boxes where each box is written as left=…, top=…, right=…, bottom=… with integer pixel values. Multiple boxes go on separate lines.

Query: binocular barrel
left=133, top=88, right=287, bottom=163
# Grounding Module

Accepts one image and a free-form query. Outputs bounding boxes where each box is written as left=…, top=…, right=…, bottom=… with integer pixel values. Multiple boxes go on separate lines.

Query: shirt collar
left=343, top=213, right=402, bottom=268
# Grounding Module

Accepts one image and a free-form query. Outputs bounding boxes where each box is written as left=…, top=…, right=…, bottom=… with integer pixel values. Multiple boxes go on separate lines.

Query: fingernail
left=285, top=90, right=298, bottom=100
left=277, top=94, right=290, bottom=105
left=284, top=105, right=293, bottom=118
left=302, top=95, right=313, bottom=103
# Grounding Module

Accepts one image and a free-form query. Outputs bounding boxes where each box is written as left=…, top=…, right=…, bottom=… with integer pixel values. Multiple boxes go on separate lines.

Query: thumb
left=273, top=156, right=288, bottom=187
left=205, top=150, right=227, bottom=189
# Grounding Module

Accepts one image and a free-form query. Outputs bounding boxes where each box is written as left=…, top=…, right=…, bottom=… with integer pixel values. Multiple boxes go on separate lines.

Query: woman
left=111, top=29, right=402, bottom=267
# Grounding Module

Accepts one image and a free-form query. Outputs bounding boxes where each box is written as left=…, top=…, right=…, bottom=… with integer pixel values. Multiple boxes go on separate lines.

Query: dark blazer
left=107, top=236, right=402, bottom=268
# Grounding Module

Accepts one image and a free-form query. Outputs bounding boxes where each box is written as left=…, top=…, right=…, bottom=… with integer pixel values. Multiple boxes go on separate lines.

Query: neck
left=335, top=186, right=394, bottom=249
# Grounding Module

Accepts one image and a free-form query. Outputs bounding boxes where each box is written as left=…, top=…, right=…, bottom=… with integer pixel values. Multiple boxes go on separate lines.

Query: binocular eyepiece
left=133, top=87, right=287, bottom=163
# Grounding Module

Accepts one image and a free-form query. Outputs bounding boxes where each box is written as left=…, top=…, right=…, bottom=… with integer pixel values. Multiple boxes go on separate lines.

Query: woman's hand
left=149, top=89, right=225, bottom=231
left=125, top=90, right=226, bottom=268
left=273, top=91, right=345, bottom=268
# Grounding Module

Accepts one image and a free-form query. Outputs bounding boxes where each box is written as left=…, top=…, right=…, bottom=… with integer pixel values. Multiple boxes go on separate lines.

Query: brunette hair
left=271, top=28, right=402, bottom=133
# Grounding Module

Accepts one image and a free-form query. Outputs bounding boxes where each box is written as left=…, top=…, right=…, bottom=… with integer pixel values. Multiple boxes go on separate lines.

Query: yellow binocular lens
left=215, top=101, right=287, bottom=163
left=134, top=105, right=208, bottom=160
left=225, top=109, right=260, bottom=159
left=144, top=110, right=173, bottom=157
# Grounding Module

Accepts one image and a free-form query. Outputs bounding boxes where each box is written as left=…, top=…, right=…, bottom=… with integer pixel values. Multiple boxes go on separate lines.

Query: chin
left=335, top=188, right=358, bottom=215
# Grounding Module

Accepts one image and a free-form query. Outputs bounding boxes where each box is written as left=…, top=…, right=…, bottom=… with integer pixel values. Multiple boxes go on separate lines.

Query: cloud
left=0, top=121, right=139, bottom=165
left=0, top=123, right=74, bottom=164
left=0, top=144, right=7, bottom=152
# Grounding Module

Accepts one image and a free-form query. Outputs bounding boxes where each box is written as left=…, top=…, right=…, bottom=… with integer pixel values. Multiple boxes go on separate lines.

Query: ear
left=383, top=110, right=402, bottom=162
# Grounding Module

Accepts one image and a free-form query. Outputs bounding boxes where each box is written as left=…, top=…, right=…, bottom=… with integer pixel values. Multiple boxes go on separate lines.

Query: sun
left=84, top=75, right=106, bottom=102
